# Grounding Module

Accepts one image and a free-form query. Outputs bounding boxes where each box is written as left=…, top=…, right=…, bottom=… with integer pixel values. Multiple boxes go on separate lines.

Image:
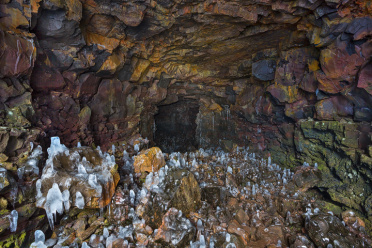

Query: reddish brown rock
left=285, top=99, right=313, bottom=120
left=315, top=96, right=354, bottom=120
left=275, top=47, right=319, bottom=86
left=31, top=61, right=65, bottom=91
left=0, top=31, right=35, bottom=77
left=317, top=38, right=366, bottom=94
left=357, top=63, right=372, bottom=95
left=267, top=84, right=302, bottom=104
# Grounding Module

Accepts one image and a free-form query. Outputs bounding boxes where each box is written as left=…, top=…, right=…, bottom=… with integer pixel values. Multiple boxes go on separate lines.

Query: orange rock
left=228, top=219, right=250, bottom=245
left=133, top=147, right=165, bottom=173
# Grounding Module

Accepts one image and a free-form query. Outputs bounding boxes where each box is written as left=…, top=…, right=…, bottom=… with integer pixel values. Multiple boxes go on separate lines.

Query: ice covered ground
left=29, top=140, right=372, bottom=247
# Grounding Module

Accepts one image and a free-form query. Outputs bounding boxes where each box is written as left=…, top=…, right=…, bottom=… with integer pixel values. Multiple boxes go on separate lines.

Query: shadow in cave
left=154, top=99, right=199, bottom=153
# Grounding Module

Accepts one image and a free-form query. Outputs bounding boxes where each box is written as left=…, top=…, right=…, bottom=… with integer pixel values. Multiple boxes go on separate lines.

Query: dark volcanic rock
left=252, top=59, right=276, bottom=81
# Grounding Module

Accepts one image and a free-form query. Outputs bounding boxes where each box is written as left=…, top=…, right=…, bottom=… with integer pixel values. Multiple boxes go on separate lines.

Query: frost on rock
left=0, top=168, right=8, bottom=190
left=155, top=208, right=195, bottom=246
left=18, top=145, right=43, bottom=180
left=36, top=137, right=120, bottom=228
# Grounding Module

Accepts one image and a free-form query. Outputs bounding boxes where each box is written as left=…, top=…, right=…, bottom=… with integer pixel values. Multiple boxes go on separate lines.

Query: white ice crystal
left=75, top=191, right=85, bottom=209
left=45, top=183, right=64, bottom=229
left=8, top=210, right=18, bottom=232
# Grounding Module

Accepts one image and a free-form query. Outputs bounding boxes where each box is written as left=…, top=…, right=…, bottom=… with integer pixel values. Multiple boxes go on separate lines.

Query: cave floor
left=31, top=146, right=372, bottom=248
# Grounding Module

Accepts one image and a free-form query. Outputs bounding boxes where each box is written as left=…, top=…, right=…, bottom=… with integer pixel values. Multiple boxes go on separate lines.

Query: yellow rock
left=84, top=32, right=120, bottom=52
left=133, top=147, right=165, bottom=174
left=98, top=53, right=123, bottom=74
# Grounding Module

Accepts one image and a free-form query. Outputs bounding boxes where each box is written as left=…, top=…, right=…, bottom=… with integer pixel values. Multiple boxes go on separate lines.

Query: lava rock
left=307, top=214, right=362, bottom=247
left=252, top=59, right=276, bottom=81
left=133, top=147, right=165, bottom=174
left=154, top=208, right=195, bottom=247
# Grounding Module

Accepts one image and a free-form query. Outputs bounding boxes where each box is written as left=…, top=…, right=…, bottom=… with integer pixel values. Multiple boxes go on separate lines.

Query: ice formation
left=0, top=168, right=7, bottom=190
left=75, top=191, right=85, bottom=209
left=45, top=183, right=64, bottom=229
left=36, top=137, right=119, bottom=229
left=30, top=230, right=47, bottom=248
left=9, top=210, right=18, bottom=232
left=17, top=145, right=42, bottom=180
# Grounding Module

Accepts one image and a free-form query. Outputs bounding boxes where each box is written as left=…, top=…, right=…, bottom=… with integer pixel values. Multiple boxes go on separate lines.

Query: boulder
left=315, top=96, right=353, bottom=120
left=133, top=147, right=165, bottom=174
left=154, top=208, right=195, bottom=247
left=169, top=172, right=201, bottom=216
left=36, top=137, right=120, bottom=228
left=317, top=38, right=365, bottom=94
left=0, top=31, right=35, bottom=77
left=357, top=63, right=372, bottom=95
left=307, top=214, right=362, bottom=247
left=252, top=59, right=276, bottom=81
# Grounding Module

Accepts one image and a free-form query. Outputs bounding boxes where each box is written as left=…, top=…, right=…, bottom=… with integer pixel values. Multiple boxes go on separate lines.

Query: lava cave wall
left=0, top=0, right=372, bottom=242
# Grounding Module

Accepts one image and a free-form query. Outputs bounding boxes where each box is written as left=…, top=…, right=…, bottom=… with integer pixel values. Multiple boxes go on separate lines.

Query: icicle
left=82, top=242, right=91, bottom=248
left=8, top=210, right=18, bottom=232
left=75, top=191, right=85, bottom=209
left=62, top=190, right=70, bottom=212
left=103, top=227, right=109, bottom=239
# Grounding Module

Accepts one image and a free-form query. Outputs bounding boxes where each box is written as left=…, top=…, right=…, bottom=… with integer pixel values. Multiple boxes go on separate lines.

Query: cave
left=1, top=0, right=372, bottom=246
left=154, top=99, right=200, bottom=153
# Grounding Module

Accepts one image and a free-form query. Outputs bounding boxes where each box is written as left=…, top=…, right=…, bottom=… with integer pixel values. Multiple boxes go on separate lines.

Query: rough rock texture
left=0, top=0, right=372, bottom=244
left=133, top=147, right=165, bottom=174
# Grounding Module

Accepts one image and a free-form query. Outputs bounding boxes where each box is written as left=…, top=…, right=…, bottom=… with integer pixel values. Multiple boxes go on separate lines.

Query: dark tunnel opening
left=154, top=99, right=200, bottom=153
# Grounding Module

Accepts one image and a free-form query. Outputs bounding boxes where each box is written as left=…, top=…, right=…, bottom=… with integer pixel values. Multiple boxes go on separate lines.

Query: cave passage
left=154, top=99, right=199, bottom=153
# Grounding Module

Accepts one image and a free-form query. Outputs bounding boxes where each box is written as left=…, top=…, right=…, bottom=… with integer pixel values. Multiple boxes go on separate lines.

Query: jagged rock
left=169, top=172, right=201, bottom=216
left=154, top=208, right=195, bottom=247
left=307, top=214, right=363, bottom=247
left=133, top=147, right=165, bottom=174
left=0, top=31, right=35, bottom=77
left=317, top=38, right=366, bottom=94
left=315, top=96, right=354, bottom=120
left=275, top=47, right=319, bottom=86
left=252, top=59, right=276, bottom=81
left=37, top=137, right=120, bottom=220
left=358, top=62, right=372, bottom=95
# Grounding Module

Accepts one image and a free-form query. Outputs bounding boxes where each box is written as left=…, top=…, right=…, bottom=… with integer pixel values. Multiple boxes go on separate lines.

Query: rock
left=275, top=47, right=319, bottom=86
left=342, top=210, right=365, bottom=229
left=0, top=5, right=29, bottom=32
left=358, top=62, right=372, bottom=95
left=317, top=38, right=365, bottom=94
left=133, top=147, right=165, bottom=174
left=307, top=214, right=362, bottom=247
left=0, top=31, right=35, bottom=77
left=235, top=208, right=250, bottom=225
left=227, top=219, right=250, bottom=245
left=315, top=96, right=354, bottom=120
left=34, top=9, right=85, bottom=49
left=290, top=234, right=315, bottom=248
left=293, top=166, right=321, bottom=189
left=285, top=99, right=314, bottom=120
left=267, top=84, right=301, bottom=104
left=154, top=208, right=195, bottom=247
left=169, top=172, right=201, bottom=216
left=252, top=59, right=276, bottom=81
left=37, top=137, right=120, bottom=220
left=31, top=61, right=66, bottom=91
